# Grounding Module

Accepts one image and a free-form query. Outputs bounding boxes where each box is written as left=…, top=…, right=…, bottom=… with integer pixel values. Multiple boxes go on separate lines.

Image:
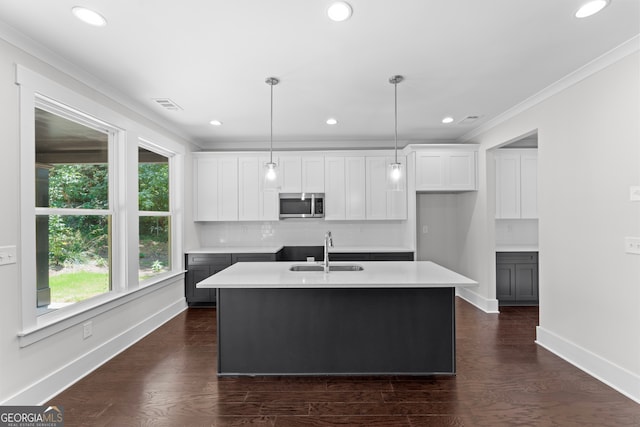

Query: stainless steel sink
left=289, top=264, right=364, bottom=272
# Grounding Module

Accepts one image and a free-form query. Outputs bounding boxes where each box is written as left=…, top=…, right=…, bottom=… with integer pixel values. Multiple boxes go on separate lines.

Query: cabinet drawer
left=370, top=252, right=414, bottom=261
left=329, top=253, right=370, bottom=261
left=187, top=253, right=232, bottom=266
left=496, top=252, right=537, bottom=264
left=231, top=253, right=277, bottom=263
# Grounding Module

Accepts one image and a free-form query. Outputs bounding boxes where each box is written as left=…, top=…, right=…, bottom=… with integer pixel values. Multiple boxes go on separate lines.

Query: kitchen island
left=197, top=261, right=477, bottom=376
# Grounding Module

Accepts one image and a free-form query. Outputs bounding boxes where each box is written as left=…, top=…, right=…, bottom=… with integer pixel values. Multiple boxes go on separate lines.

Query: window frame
left=16, top=65, right=185, bottom=346
left=137, top=139, right=175, bottom=285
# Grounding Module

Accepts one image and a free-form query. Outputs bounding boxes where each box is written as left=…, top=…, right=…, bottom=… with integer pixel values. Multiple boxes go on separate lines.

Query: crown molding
left=461, top=35, right=640, bottom=142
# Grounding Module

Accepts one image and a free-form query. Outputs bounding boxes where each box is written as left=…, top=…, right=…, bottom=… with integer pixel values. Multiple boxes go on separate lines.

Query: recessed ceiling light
left=326, top=118, right=338, bottom=125
left=575, top=0, right=610, bottom=18
left=71, top=6, right=107, bottom=27
left=327, top=2, right=352, bottom=22
left=209, top=120, right=223, bottom=126
left=442, top=116, right=454, bottom=124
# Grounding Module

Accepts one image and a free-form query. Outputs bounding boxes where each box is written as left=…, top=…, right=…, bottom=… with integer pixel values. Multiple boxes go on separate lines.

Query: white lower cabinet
left=238, top=156, right=278, bottom=221
left=193, top=154, right=238, bottom=221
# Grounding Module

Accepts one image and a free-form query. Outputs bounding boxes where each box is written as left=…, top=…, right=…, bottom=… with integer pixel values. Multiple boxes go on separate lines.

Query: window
left=35, top=104, right=115, bottom=313
left=138, top=145, right=171, bottom=282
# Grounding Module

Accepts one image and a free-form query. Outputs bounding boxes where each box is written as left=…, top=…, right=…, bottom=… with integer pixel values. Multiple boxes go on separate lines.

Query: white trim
left=536, top=326, right=640, bottom=404
left=2, top=297, right=187, bottom=405
left=455, top=286, right=500, bottom=313
left=462, top=35, right=640, bottom=142
left=19, top=271, right=185, bottom=347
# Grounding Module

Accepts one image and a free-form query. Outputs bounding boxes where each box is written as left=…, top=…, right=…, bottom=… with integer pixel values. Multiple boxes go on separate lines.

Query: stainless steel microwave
left=279, top=193, right=324, bottom=219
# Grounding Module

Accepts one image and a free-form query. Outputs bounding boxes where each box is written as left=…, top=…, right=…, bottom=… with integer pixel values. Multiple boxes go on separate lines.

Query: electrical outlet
left=83, top=321, right=93, bottom=339
left=422, top=225, right=428, bottom=234
left=624, top=237, right=640, bottom=255
left=630, top=186, right=640, bottom=202
left=0, top=246, right=17, bottom=266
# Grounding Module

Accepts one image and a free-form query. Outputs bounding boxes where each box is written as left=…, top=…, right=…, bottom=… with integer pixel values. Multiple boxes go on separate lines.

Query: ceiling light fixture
left=327, top=2, right=353, bottom=22
left=326, top=118, right=338, bottom=125
left=575, top=0, right=610, bottom=18
left=442, top=116, right=454, bottom=124
left=264, top=77, right=279, bottom=187
left=71, top=6, right=107, bottom=27
left=209, top=120, right=222, bottom=126
left=388, top=75, right=404, bottom=191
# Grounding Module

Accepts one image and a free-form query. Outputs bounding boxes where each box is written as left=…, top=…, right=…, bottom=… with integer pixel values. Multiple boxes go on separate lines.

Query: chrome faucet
left=323, top=231, right=333, bottom=273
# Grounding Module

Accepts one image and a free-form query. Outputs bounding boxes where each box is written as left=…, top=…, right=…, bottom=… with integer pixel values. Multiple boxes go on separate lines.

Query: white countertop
left=186, top=246, right=284, bottom=254
left=197, top=261, right=477, bottom=289
left=495, top=245, right=539, bottom=252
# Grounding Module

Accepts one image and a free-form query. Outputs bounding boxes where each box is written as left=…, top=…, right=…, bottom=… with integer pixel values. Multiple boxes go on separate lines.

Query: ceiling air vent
left=459, top=115, right=482, bottom=124
left=153, top=98, right=182, bottom=111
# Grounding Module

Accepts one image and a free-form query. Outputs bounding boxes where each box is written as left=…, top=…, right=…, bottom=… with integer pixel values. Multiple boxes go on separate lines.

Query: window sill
left=18, top=271, right=186, bottom=348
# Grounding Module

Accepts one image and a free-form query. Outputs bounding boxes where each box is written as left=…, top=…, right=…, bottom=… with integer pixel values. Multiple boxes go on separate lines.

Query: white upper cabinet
left=495, top=149, right=537, bottom=219
left=193, top=154, right=238, bottom=221
left=324, top=156, right=346, bottom=220
left=324, top=156, right=366, bottom=220
left=279, top=155, right=324, bottom=193
left=301, top=156, right=324, bottom=193
left=238, top=156, right=279, bottom=221
left=365, top=156, right=407, bottom=220
left=415, top=148, right=477, bottom=191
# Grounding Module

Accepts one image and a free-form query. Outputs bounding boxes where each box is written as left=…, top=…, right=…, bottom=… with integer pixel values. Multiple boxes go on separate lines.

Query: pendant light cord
left=394, top=79, right=398, bottom=164
left=270, top=82, right=274, bottom=164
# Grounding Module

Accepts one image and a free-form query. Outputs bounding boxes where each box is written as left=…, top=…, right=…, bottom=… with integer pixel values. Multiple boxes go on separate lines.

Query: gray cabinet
left=496, top=252, right=538, bottom=305
left=185, top=251, right=279, bottom=306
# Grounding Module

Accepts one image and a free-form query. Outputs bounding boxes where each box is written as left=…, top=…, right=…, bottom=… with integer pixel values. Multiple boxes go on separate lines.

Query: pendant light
left=264, top=77, right=279, bottom=188
left=388, top=75, right=404, bottom=191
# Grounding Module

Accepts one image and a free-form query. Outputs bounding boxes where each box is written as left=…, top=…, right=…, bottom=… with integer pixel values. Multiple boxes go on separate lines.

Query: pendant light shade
left=264, top=77, right=279, bottom=188
left=388, top=75, right=404, bottom=191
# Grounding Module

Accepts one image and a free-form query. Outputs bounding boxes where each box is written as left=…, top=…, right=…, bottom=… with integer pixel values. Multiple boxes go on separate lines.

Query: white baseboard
left=2, top=298, right=187, bottom=405
left=536, top=326, right=640, bottom=404
left=455, top=286, right=500, bottom=313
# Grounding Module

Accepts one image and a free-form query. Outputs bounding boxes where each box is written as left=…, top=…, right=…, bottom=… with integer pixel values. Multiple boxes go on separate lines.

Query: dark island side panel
left=217, top=287, right=455, bottom=375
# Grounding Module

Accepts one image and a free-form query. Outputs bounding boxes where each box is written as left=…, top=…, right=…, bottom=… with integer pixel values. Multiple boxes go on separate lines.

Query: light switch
left=631, top=186, right=640, bottom=202
left=625, top=237, right=640, bottom=255
left=0, top=246, right=17, bottom=266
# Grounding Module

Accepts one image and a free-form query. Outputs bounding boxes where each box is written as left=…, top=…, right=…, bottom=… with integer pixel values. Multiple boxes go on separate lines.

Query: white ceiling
left=0, top=0, right=638, bottom=150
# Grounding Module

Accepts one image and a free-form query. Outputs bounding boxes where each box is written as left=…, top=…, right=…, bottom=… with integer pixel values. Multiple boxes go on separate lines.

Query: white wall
left=0, top=36, right=192, bottom=404
left=416, top=194, right=463, bottom=270
left=462, top=51, right=640, bottom=401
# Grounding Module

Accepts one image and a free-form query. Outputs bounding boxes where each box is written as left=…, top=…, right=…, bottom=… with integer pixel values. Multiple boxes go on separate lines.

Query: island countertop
left=197, top=261, right=477, bottom=289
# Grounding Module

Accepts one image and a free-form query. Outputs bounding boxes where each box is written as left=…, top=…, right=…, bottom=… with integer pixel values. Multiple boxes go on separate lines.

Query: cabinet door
left=415, top=152, right=445, bottom=190
left=279, top=156, right=302, bottom=193
left=302, top=156, right=325, bottom=193
left=447, top=152, right=476, bottom=190
left=496, top=263, right=516, bottom=303
left=495, top=152, right=521, bottom=219
left=193, top=156, right=220, bottom=221
left=324, top=156, right=346, bottom=220
left=186, top=264, right=214, bottom=303
left=218, top=157, right=238, bottom=221
left=238, top=157, right=261, bottom=221
left=365, top=156, right=388, bottom=220
left=520, top=152, right=538, bottom=219
left=515, top=263, right=538, bottom=302
left=345, top=157, right=366, bottom=220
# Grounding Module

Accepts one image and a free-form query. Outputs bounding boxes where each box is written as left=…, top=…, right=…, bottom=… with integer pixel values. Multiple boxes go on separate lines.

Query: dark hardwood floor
left=49, top=298, right=640, bottom=426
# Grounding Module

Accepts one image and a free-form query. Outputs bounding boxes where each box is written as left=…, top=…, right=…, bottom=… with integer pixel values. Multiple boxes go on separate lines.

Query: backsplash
left=495, top=219, right=539, bottom=247
left=194, top=220, right=411, bottom=249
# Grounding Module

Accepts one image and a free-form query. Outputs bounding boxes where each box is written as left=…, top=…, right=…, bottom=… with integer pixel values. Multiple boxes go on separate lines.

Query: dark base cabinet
left=185, top=252, right=279, bottom=307
left=217, top=287, right=455, bottom=375
left=496, top=252, right=538, bottom=306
